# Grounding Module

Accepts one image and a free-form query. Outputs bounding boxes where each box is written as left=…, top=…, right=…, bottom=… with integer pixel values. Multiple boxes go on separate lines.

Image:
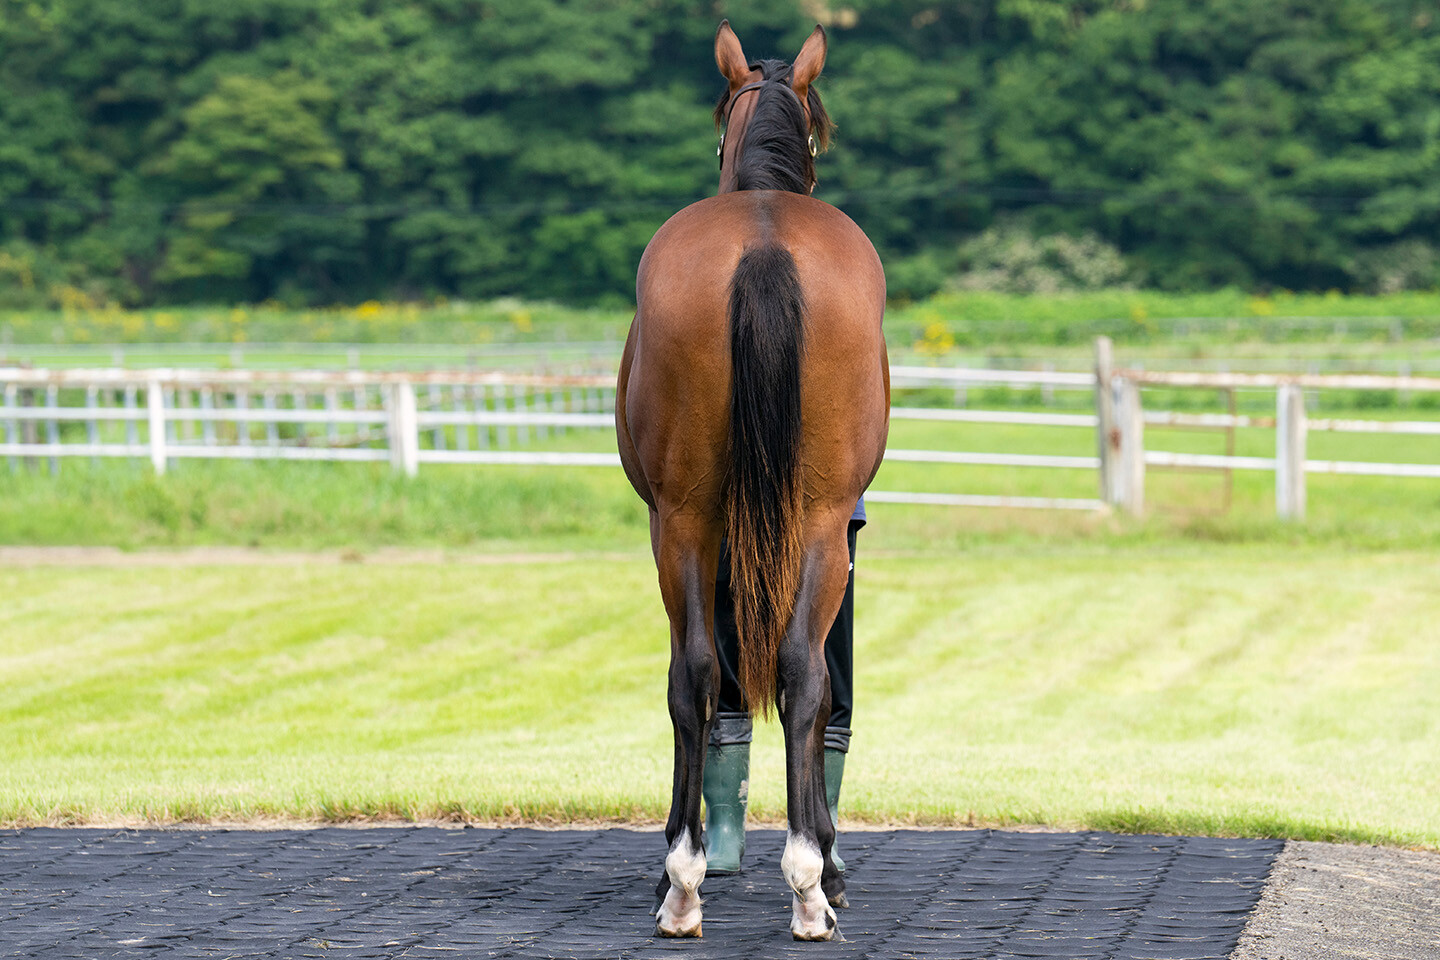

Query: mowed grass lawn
left=2, top=543, right=1436, bottom=848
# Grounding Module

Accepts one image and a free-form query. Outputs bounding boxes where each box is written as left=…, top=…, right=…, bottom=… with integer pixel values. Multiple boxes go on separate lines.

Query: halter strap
left=719, top=79, right=782, bottom=168
left=720, top=80, right=769, bottom=134
left=727, top=80, right=768, bottom=113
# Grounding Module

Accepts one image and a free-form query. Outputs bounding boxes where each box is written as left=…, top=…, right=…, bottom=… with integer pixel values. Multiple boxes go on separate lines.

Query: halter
left=727, top=80, right=770, bottom=118
left=717, top=78, right=818, bottom=166
left=717, top=81, right=768, bottom=164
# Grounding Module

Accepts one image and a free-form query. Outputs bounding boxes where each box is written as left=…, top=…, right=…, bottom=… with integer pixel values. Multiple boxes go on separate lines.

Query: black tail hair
left=726, top=245, right=805, bottom=717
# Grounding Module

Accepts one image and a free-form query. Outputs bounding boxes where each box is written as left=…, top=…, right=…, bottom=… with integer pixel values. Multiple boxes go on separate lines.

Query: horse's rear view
left=615, top=21, right=889, bottom=941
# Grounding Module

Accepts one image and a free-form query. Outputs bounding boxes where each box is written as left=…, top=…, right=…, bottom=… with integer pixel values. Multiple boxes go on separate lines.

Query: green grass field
left=1, top=545, right=1435, bottom=848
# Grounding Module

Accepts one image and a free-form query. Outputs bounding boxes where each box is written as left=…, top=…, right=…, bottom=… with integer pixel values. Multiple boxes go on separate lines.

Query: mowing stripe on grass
left=1, top=545, right=1436, bottom=847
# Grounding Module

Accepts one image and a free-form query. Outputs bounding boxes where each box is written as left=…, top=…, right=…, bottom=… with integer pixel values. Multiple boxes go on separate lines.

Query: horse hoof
left=655, top=887, right=703, bottom=937
left=828, top=891, right=849, bottom=909
left=790, top=891, right=839, bottom=941
left=656, top=919, right=702, bottom=938
left=655, top=898, right=703, bottom=937
left=792, top=920, right=838, bottom=942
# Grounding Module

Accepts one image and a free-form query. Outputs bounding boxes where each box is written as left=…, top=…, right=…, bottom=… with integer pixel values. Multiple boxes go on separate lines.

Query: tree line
left=1, top=0, right=1438, bottom=308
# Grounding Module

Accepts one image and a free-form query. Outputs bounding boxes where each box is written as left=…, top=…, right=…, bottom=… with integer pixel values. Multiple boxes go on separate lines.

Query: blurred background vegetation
left=4, top=0, right=1440, bottom=309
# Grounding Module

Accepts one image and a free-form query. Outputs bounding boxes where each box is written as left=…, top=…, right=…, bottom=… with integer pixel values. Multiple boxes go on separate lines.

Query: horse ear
left=790, top=25, right=827, bottom=101
left=715, top=20, right=750, bottom=89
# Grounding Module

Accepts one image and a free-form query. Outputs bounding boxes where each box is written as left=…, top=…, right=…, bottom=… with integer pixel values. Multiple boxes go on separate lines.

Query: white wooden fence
left=4, top=341, right=1440, bottom=521
left=1109, top=366, right=1440, bottom=520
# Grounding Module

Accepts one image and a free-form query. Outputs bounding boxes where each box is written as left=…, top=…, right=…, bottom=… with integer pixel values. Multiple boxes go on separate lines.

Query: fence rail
left=5, top=345, right=1440, bottom=520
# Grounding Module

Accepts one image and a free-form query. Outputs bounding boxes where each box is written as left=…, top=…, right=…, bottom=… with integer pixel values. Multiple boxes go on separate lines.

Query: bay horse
left=615, top=21, right=889, bottom=941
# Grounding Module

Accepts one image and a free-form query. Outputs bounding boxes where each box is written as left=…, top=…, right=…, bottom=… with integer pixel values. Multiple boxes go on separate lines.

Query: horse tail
left=726, top=245, right=805, bottom=718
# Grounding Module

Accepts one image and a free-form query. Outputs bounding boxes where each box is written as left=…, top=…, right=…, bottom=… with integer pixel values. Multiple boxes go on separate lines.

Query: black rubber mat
left=0, top=827, right=1281, bottom=959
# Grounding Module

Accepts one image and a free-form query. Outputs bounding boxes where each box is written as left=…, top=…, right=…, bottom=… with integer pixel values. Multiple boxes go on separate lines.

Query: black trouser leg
left=822, top=521, right=858, bottom=751
left=714, top=533, right=746, bottom=720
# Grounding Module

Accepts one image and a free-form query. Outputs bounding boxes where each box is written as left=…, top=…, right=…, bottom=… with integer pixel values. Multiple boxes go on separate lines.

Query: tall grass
left=0, top=460, right=647, bottom=550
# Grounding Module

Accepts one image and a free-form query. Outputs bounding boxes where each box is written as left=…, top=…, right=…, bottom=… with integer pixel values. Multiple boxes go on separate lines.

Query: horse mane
left=713, top=59, right=833, bottom=194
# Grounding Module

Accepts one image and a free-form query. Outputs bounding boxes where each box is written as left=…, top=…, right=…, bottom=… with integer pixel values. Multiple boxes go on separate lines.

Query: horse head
left=713, top=21, right=833, bottom=196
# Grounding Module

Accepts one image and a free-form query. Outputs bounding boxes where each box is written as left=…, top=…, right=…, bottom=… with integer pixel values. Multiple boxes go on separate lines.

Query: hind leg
left=777, top=515, right=852, bottom=941
left=651, top=512, right=723, bottom=938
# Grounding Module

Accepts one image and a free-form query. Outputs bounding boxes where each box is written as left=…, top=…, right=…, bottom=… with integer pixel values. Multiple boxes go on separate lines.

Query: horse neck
left=720, top=86, right=813, bottom=195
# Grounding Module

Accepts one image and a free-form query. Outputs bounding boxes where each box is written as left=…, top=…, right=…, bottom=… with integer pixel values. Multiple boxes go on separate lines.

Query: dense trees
left=1, top=0, right=1439, bottom=307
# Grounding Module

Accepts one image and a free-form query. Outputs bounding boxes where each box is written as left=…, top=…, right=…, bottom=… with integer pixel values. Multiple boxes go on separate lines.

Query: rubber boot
left=824, top=748, right=847, bottom=873
left=702, top=741, right=749, bottom=874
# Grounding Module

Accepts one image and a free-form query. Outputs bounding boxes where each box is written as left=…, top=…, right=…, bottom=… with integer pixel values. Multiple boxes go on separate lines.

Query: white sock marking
left=781, top=830, right=823, bottom=895
left=664, top=827, right=706, bottom=895
left=656, top=827, right=707, bottom=934
left=782, top=830, right=836, bottom=939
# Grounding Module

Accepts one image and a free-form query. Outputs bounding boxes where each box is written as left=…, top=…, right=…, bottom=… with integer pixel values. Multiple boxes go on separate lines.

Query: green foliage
left=4, top=1, right=1440, bottom=305
left=1346, top=238, right=1440, bottom=294
left=954, top=218, right=1134, bottom=293
left=883, top=287, right=1440, bottom=349
left=149, top=72, right=351, bottom=293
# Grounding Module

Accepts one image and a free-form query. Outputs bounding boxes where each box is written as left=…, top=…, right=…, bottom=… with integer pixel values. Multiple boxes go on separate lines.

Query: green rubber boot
left=702, top=742, right=749, bottom=874
left=824, top=748, right=847, bottom=873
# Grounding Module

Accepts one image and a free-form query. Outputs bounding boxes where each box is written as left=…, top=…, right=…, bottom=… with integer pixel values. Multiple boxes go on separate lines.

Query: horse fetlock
left=782, top=831, right=837, bottom=940
left=655, top=828, right=706, bottom=938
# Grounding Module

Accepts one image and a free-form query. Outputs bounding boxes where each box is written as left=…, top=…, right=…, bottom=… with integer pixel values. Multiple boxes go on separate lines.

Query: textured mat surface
left=0, top=827, right=1281, bottom=959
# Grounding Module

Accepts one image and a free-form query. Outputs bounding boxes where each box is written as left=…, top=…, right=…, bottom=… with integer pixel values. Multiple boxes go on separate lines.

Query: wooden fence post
left=18, top=384, right=36, bottom=471
left=263, top=389, right=278, bottom=446
left=4, top=382, right=16, bottom=472
left=1116, top=377, right=1145, bottom=516
left=388, top=380, right=419, bottom=477
left=124, top=385, right=138, bottom=447
left=86, top=385, right=100, bottom=465
left=1276, top=383, right=1306, bottom=521
left=324, top=387, right=339, bottom=444
left=46, top=384, right=59, bottom=475
left=200, top=387, right=217, bottom=446
left=1094, top=336, right=1117, bottom=505
left=147, top=379, right=167, bottom=475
